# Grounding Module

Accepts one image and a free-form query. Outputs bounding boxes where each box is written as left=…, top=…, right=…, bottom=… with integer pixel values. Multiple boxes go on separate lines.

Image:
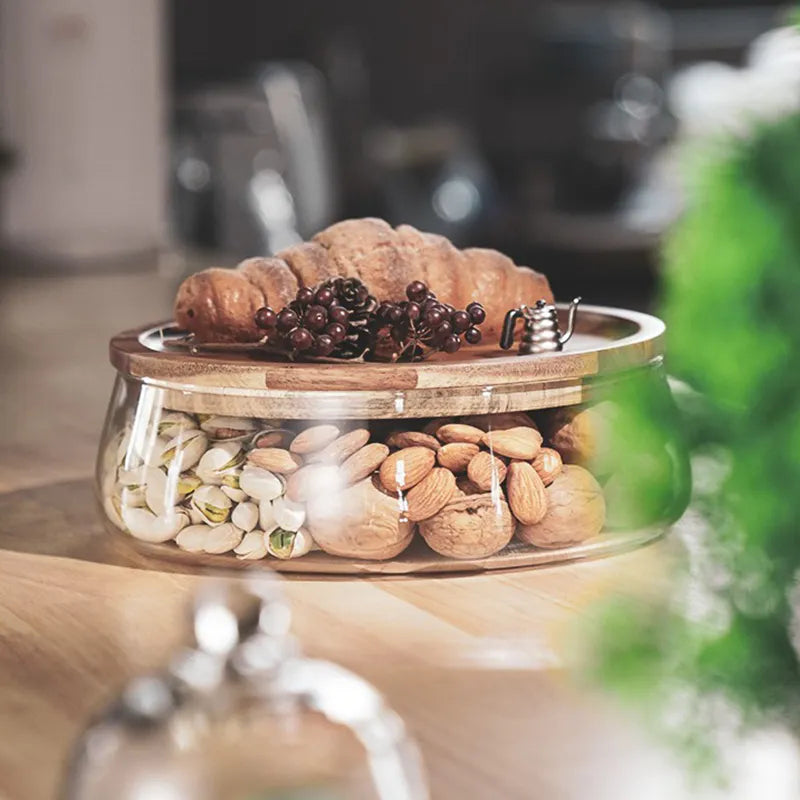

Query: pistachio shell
left=234, top=530, right=268, bottom=560
left=103, top=491, right=125, bottom=531
left=267, top=527, right=314, bottom=559
left=116, top=430, right=131, bottom=465
left=239, top=466, right=284, bottom=502
left=122, top=507, right=189, bottom=543
left=177, top=471, right=202, bottom=500
left=204, top=523, right=244, bottom=554
left=117, top=429, right=144, bottom=469
left=157, top=411, right=197, bottom=439
left=259, top=499, right=277, bottom=533
left=144, top=466, right=186, bottom=517
left=231, top=501, right=259, bottom=532
left=190, top=485, right=232, bottom=526
left=272, top=496, right=306, bottom=532
left=160, top=430, right=208, bottom=472
left=129, top=422, right=167, bottom=467
left=188, top=506, right=207, bottom=525
left=220, top=484, right=247, bottom=503
left=196, top=442, right=245, bottom=485
left=219, top=471, right=246, bottom=502
left=118, top=487, right=146, bottom=510
left=117, top=466, right=147, bottom=488
left=143, top=439, right=168, bottom=467
left=176, top=524, right=211, bottom=553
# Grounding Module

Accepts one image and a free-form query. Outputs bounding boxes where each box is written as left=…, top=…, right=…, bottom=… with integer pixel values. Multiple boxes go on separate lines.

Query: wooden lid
left=109, top=305, right=665, bottom=418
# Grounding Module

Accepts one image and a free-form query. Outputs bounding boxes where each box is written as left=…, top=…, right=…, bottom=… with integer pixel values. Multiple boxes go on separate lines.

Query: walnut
left=306, top=476, right=413, bottom=560
left=516, top=465, right=605, bottom=549
left=419, top=492, right=515, bottom=559
left=544, top=402, right=618, bottom=477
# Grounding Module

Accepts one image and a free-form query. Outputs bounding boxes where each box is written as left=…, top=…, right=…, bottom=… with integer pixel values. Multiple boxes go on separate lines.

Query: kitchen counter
left=0, top=265, right=686, bottom=800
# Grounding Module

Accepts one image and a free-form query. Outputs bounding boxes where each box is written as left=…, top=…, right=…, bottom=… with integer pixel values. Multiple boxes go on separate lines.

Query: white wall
left=0, top=0, right=167, bottom=261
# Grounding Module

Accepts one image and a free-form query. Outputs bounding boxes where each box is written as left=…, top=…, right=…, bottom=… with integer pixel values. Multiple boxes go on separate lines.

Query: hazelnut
left=306, top=476, right=413, bottom=560
left=419, top=493, right=515, bottom=560
left=516, top=465, right=605, bottom=548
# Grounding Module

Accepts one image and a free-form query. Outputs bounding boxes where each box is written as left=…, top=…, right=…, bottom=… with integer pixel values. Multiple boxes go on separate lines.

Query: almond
left=456, top=476, right=483, bottom=496
left=506, top=461, right=548, bottom=525
left=461, top=412, right=538, bottom=432
left=405, top=467, right=457, bottom=522
left=289, top=424, right=341, bottom=454
left=467, top=451, right=507, bottom=491
left=482, top=426, right=543, bottom=460
left=532, top=447, right=562, bottom=486
left=379, top=446, right=436, bottom=492
left=437, top=442, right=480, bottom=473
left=247, top=447, right=303, bottom=474
left=385, top=430, right=441, bottom=451
left=340, top=443, right=389, bottom=486
left=253, top=429, right=293, bottom=449
left=285, top=464, right=341, bottom=502
left=422, top=417, right=455, bottom=437
left=436, top=423, right=484, bottom=445
left=306, top=428, right=370, bottom=464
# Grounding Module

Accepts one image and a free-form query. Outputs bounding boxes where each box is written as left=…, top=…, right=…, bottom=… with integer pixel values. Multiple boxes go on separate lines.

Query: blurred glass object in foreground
left=62, top=574, right=428, bottom=800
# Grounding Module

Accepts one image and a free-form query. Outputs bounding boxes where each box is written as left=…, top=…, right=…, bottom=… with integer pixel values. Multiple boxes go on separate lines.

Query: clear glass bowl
left=96, top=307, right=690, bottom=573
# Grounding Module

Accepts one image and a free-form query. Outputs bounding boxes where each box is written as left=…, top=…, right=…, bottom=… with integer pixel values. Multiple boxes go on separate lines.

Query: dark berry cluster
left=373, top=280, right=484, bottom=359
left=254, top=278, right=376, bottom=358
left=254, top=278, right=484, bottom=362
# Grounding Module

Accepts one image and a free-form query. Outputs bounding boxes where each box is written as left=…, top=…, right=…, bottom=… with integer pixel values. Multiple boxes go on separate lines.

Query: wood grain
left=107, top=307, right=665, bottom=418
left=0, top=268, right=683, bottom=800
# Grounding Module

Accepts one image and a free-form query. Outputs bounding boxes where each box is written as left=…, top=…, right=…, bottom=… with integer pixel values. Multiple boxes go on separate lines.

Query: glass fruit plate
left=97, top=305, right=688, bottom=574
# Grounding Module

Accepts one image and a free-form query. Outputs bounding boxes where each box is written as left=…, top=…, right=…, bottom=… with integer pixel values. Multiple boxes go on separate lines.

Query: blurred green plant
left=583, top=112, right=800, bottom=775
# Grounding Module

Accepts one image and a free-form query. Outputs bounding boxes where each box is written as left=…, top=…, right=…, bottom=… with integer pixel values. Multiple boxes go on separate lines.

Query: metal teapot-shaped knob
left=500, top=297, right=581, bottom=355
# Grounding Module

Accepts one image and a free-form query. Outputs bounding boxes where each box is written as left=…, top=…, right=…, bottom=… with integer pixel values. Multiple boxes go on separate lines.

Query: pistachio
left=114, top=429, right=136, bottom=468
left=160, top=430, right=208, bottom=472
left=188, top=506, right=207, bottom=525
left=157, top=411, right=197, bottom=439
left=122, top=506, right=189, bottom=543
left=199, top=415, right=258, bottom=441
left=234, top=530, right=268, bottom=560
left=259, top=498, right=277, bottom=533
left=266, top=527, right=314, bottom=559
left=144, top=467, right=172, bottom=516
left=204, top=523, right=244, bottom=554
left=196, top=442, right=245, bottom=485
left=190, top=485, right=233, bottom=526
left=239, top=465, right=284, bottom=502
left=272, top=496, right=306, bottom=532
left=120, top=485, right=146, bottom=508
left=219, top=476, right=247, bottom=503
left=142, top=437, right=169, bottom=468
left=129, top=422, right=167, bottom=468
left=103, top=483, right=125, bottom=531
left=177, top=471, right=202, bottom=500
left=117, top=466, right=147, bottom=488
left=176, top=525, right=211, bottom=553
left=231, top=501, right=259, bottom=532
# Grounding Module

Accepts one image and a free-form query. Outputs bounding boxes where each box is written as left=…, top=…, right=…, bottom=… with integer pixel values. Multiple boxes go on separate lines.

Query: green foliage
left=585, top=114, right=800, bottom=769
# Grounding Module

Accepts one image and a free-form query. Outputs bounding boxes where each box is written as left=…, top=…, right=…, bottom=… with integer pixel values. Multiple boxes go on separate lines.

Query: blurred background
left=0, top=0, right=792, bottom=309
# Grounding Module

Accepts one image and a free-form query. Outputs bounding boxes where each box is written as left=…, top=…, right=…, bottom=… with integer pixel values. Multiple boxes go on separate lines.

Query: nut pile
left=100, top=406, right=608, bottom=562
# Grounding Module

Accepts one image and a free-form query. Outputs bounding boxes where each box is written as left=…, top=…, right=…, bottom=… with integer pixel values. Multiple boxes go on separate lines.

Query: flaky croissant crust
left=174, top=218, right=553, bottom=343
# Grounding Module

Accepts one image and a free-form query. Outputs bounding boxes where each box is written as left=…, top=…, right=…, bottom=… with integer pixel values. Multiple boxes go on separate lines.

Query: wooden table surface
left=0, top=265, right=687, bottom=800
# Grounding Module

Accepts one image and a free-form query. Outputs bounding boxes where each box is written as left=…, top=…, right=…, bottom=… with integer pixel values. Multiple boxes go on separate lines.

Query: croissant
left=174, top=218, right=553, bottom=343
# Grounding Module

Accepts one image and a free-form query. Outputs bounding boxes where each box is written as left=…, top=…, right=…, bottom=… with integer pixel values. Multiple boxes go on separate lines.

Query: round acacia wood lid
left=109, top=305, right=665, bottom=418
